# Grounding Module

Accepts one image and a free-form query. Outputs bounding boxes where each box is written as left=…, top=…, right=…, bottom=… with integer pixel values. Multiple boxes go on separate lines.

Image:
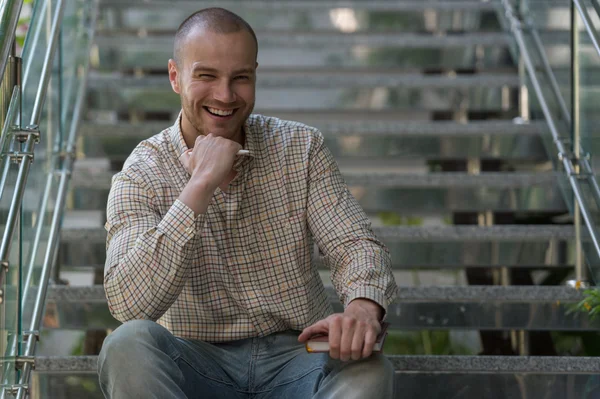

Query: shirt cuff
left=344, top=287, right=389, bottom=321
left=157, top=199, right=206, bottom=246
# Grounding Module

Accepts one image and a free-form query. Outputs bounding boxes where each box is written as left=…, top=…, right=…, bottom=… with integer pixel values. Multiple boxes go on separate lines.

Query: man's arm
left=105, top=134, right=241, bottom=322
left=104, top=169, right=207, bottom=322
left=298, top=129, right=398, bottom=360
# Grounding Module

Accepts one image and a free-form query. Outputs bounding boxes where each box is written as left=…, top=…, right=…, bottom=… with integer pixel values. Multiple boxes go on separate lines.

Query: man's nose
left=213, top=80, right=235, bottom=103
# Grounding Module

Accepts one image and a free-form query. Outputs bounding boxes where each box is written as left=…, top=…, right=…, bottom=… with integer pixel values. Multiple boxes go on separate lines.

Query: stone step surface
left=98, top=0, right=501, bottom=11
left=59, top=224, right=576, bottom=244
left=88, top=71, right=521, bottom=89
left=80, top=119, right=546, bottom=138
left=47, top=285, right=585, bottom=304
left=70, top=168, right=560, bottom=190
left=33, top=355, right=600, bottom=373
left=39, top=285, right=589, bottom=330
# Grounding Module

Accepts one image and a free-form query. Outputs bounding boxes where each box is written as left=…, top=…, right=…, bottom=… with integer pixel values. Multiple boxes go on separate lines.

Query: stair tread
left=34, top=354, right=600, bottom=373
left=60, top=224, right=576, bottom=243
left=88, top=71, right=520, bottom=89
left=94, top=31, right=511, bottom=48
left=70, top=168, right=561, bottom=189
left=81, top=119, right=546, bottom=138
left=99, top=0, right=500, bottom=11
left=46, top=285, right=585, bottom=303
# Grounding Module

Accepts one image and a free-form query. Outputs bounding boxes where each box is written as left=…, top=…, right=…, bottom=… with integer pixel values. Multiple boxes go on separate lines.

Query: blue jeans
left=98, top=320, right=394, bottom=398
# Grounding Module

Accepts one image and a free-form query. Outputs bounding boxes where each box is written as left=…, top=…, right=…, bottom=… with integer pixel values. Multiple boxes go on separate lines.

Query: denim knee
left=98, top=319, right=175, bottom=372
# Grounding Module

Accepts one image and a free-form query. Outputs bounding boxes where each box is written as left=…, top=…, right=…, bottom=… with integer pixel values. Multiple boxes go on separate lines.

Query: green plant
left=572, top=287, right=600, bottom=320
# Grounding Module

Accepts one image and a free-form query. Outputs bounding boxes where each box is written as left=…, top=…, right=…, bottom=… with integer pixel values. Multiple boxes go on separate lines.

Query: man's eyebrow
left=190, top=64, right=255, bottom=75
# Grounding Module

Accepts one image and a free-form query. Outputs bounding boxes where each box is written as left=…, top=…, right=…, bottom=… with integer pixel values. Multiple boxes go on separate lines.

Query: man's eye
left=235, top=76, right=249, bottom=80
left=198, top=74, right=214, bottom=78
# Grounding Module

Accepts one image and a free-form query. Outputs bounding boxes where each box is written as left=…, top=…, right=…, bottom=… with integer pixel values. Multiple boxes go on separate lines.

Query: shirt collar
left=168, top=112, right=262, bottom=160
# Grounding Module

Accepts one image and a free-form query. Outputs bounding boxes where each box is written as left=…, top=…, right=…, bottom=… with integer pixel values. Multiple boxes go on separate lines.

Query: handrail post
left=571, top=1, right=585, bottom=283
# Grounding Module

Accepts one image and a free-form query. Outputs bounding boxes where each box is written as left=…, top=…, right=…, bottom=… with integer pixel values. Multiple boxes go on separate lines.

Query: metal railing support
left=571, top=1, right=585, bottom=282
left=501, top=0, right=600, bottom=267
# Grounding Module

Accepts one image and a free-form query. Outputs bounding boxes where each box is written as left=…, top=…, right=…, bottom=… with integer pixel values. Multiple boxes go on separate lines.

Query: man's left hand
left=297, top=299, right=383, bottom=361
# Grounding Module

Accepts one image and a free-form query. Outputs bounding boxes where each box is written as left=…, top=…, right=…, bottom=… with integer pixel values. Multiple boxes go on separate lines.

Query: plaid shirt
left=104, top=113, right=398, bottom=342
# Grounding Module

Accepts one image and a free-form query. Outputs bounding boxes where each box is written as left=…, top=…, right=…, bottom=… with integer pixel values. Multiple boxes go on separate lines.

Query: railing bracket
left=22, top=330, right=39, bottom=342
left=11, top=125, right=40, bottom=144
left=15, top=356, right=35, bottom=370
left=3, top=385, right=29, bottom=395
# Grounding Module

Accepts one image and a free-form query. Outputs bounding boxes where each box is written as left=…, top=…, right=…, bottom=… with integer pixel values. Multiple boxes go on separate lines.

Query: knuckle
left=343, top=317, right=356, bottom=329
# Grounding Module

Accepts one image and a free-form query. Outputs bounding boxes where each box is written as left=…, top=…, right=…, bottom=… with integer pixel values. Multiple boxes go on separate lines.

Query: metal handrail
left=0, top=0, right=24, bottom=82
left=13, top=1, right=98, bottom=396
left=500, top=0, right=600, bottom=259
left=524, top=1, right=600, bottom=218
left=574, top=0, right=600, bottom=57
left=0, top=0, right=70, bottom=395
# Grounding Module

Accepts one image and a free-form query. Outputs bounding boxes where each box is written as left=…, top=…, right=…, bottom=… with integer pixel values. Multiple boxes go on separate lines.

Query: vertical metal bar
left=0, top=0, right=24, bottom=82
left=572, top=1, right=584, bottom=282
left=30, top=0, right=65, bottom=127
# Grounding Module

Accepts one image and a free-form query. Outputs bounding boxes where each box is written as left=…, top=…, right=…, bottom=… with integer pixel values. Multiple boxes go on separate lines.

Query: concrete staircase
left=27, top=1, right=600, bottom=398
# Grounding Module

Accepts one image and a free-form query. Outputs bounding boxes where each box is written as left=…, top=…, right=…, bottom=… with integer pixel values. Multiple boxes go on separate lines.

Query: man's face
left=169, top=28, right=257, bottom=141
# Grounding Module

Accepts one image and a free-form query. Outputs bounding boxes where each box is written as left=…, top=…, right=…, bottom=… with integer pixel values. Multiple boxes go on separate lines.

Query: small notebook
left=305, top=322, right=389, bottom=353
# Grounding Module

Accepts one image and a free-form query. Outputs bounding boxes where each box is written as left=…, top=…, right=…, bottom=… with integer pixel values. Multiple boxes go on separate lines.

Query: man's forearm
left=179, top=175, right=216, bottom=216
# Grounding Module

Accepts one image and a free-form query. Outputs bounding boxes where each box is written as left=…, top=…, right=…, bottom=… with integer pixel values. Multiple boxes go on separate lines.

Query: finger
left=298, top=319, right=329, bottom=342
left=328, top=316, right=343, bottom=360
left=350, top=322, right=366, bottom=361
left=195, top=134, right=208, bottom=146
left=339, top=317, right=356, bottom=362
left=362, top=326, right=378, bottom=358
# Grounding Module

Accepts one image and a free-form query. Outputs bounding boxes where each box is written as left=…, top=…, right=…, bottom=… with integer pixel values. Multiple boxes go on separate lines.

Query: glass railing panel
left=0, top=88, right=24, bottom=390
left=572, top=0, right=600, bottom=282
left=20, top=0, right=95, bottom=333
left=17, top=0, right=64, bottom=347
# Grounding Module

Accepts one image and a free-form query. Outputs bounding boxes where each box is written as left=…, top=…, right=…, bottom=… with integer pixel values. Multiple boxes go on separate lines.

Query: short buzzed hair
left=173, top=8, right=258, bottom=66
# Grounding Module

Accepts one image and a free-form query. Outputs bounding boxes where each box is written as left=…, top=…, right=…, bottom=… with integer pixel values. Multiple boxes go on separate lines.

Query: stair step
left=33, top=354, right=600, bottom=373
left=98, top=0, right=500, bottom=12
left=86, top=72, right=519, bottom=114
left=47, top=285, right=585, bottom=304
left=42, top=285, right=589, bottom=330
left=61, top=262, right=574, bottom=271
left=60, top=224, right=575, bottom=244
left=95, top=31, right=511, bottom=50
left=31, top=356, right=600, bottom=398
left=79, top=119, right=548, bottom=162
left=70, top=169, right=560, bottom=190
left=93, top=32, right=513, bottom=71
left=80, top=120, right=546, bottom=138
left=57, top=222, right=576, bottom=271
left=88, top=71, right=520, bottom=89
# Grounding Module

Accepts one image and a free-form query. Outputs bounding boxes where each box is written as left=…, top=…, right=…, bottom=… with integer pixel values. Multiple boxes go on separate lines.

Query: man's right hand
left=180, top=134, right=242, bottom=190
left=178, top=133, right=242, bottom=216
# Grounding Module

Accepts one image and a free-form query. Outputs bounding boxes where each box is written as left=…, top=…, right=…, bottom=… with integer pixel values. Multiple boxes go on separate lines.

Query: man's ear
left=168, top=59, right=181, bottom=94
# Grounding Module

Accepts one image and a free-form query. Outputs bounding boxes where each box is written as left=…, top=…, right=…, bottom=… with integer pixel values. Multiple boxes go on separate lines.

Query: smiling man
left=98, top=7, right=398, bottom=399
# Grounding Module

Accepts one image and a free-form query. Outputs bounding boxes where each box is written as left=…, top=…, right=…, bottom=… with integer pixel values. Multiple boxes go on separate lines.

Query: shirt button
left=185, top=227, right=194, bottom=235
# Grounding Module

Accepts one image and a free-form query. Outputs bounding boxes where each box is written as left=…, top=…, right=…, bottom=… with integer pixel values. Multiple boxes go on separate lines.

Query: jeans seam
left=177, top=355, right=238, bottom=388
left=251, top=365, right=324, bottom=394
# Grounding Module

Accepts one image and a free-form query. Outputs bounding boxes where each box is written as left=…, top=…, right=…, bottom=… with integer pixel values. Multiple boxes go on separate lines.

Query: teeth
left=207, top=107, right=234, bottom=116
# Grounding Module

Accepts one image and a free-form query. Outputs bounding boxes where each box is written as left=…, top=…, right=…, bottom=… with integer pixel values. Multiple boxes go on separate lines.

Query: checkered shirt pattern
left=104, top=113, right=398, bottom=342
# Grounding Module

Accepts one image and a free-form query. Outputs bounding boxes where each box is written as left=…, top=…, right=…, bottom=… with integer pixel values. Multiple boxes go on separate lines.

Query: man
left=98, top=7, right=398, bottom=399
